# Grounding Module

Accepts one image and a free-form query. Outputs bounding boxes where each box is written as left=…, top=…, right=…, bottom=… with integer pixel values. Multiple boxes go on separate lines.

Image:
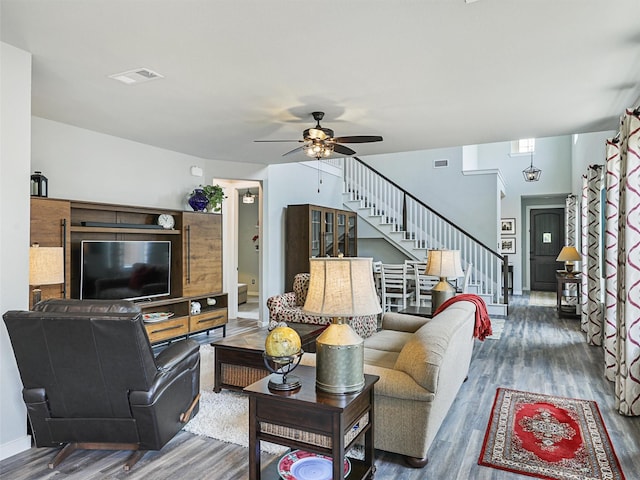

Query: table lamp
left=556, top=246, right=581, bottom=275
left=29, top=244, right=64, bottom=306
left=303, top=257, right=382, bottom=394
left=425, top=249, right=464, bottom=313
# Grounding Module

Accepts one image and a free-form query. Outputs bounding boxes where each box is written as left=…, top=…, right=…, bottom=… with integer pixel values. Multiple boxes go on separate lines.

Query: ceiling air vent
left=108, top=68, right=164, bottom=85
left=433, top=159, right=449, bottom=169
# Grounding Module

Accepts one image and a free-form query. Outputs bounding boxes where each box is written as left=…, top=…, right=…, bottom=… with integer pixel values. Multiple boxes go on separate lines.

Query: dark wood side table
left=244, top=365, right=379, bottom=480
left=211, top=323, right=327, bottom=392
left=556, top=271, right=581, bottom=318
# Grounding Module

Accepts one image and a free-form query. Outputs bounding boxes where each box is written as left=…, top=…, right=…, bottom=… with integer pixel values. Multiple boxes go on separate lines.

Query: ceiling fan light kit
left=254, top=111, right=383, bottom=160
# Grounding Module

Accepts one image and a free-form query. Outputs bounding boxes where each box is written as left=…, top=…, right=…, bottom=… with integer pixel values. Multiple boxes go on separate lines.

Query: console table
left=556, top=271, right=581, bottom=318
left=245, top=365, right=378, bottom=480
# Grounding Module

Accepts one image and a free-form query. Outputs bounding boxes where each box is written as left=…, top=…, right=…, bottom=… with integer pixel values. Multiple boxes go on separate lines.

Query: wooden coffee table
left=211, top=323, right=327, bottom=392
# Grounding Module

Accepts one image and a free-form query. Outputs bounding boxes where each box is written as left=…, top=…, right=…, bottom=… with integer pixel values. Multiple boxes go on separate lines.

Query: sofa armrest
left=267, top=292, right=297, bottom=320
left=300, top=353, right=434, bottom=402
left=363, top=364, right=435, bottom=402
left=381, top=312, right=429, bottom=333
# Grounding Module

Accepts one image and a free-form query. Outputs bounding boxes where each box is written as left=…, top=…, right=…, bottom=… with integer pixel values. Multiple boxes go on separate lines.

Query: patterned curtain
left=603, top=139, right=620, bottom=382
left=565, top=194, right=577, bottom=246
left=564, top=194, right=578, bottom=307
left=614, top=109, right=640, bottom=416
left=584, top=165, right=603, bottom=346
left=580, top=175, right=589, bottom=334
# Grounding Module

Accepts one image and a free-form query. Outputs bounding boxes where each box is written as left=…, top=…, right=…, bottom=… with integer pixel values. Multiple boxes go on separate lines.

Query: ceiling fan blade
left=282, top=145, right=305, bottom=156
left=333, top=144, right=357, bottom=156
left=333, top=135, right=383, bottom=144
left=254, top=139, right=303, bottom=143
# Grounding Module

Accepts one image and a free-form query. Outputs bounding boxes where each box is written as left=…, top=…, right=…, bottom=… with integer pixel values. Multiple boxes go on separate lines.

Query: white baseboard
left=0, top=434, right=31, bottom=461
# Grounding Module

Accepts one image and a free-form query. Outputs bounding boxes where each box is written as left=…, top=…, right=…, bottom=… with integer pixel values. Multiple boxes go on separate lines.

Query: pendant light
left=522, top=152, right=541, bottom=182
left=242, top=189, right=255, bottom=204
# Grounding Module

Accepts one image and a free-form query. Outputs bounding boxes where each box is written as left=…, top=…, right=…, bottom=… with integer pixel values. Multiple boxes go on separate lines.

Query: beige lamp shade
left=556, top=246, right=582, bottom=262
left=425, top=249, right=464, bottom=279
left=29, top=246, right=64, bottom=286
left=303, top=257, right=382, bottom=317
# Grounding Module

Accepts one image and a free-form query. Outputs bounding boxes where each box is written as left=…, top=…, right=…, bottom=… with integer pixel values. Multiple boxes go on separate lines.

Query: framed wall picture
left=501, top=237, right=516, bottom=255
left=501, top=218, right=516, bottom=235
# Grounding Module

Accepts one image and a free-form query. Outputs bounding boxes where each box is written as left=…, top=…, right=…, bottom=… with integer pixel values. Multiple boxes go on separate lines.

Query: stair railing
left=343, top=156, right=509, bottom=305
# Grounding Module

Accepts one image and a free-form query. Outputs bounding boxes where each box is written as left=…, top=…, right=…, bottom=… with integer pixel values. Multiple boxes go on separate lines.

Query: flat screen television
left=80, top=240, right=171, bottom=301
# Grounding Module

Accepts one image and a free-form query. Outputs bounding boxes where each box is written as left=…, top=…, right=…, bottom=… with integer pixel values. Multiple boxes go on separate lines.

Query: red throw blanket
left=432, top=293, right=493, bottom=341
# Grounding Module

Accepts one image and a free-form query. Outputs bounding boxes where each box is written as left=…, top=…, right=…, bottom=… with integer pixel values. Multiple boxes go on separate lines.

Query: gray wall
left=0, top=42, right=32, bottom=460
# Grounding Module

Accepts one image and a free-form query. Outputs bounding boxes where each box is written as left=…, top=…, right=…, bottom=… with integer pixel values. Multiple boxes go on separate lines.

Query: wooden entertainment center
left=30, top=197, right=227, bottom=344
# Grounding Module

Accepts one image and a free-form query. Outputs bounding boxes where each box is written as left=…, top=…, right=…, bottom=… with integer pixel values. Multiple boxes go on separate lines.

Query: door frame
left=521, top=196, right=567, bottom=292
left=529, top=207, right=565, bottom=291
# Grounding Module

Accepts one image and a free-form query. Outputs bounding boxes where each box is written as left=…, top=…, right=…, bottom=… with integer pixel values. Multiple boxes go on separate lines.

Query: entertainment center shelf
left=70, top=226, right=181, bottom=235
left=30, top=197, right=227, bottom=344
left=140, top=292, right=228, bottom=344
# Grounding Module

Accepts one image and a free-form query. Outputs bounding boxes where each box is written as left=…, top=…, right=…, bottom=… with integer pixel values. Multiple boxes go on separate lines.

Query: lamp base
left=315, top=321, right=364, bottom=394
left=430, top=279, right=456, bottom=314
left=565, top=263, right=575, bottom=275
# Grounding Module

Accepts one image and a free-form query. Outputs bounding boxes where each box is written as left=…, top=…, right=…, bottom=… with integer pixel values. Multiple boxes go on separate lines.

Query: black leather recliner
left=3, top=299, right=200, bottom=470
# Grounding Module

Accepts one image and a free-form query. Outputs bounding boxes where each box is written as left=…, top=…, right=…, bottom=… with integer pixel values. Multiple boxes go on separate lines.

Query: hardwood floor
left=2, top=296, right=639, bottom=479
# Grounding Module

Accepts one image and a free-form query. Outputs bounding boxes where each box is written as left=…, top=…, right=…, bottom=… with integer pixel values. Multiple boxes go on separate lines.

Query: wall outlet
left=251, top=279, right=255, bottom=285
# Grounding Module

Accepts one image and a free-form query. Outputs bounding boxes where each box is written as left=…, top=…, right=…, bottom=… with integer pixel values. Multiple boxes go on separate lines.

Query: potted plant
left=199, top=184, right=226, bottom=213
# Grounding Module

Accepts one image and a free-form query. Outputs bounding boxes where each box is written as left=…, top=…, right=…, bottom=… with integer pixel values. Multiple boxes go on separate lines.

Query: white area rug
left=528, top=291, right=557, bottom=307
left=184, top=344, right=287, bottom=454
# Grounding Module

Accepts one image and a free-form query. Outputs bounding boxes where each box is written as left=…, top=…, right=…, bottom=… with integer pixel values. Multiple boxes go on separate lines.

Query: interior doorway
left=237, top=186, right=260, bottom=320
left=529, top=208, right=564, bottom=291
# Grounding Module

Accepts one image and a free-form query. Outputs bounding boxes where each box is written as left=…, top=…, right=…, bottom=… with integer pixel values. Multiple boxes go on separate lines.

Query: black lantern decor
left=30, top=171, right=48, bottom=197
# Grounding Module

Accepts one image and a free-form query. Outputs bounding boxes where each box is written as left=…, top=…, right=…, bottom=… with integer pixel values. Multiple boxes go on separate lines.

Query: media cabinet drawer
left=145, top=316, right=189, bottom=343
left=190, top=308, right=228, bottom=332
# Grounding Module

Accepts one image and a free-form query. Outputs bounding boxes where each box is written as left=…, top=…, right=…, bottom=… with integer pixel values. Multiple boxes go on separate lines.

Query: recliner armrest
left=130, top=339, right=200, bottom=406
left=155, top=339, right=200, bottom=372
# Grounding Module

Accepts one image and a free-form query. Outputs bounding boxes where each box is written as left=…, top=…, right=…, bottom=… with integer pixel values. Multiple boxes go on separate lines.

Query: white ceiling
left=2, top=0, right=639, bottom=165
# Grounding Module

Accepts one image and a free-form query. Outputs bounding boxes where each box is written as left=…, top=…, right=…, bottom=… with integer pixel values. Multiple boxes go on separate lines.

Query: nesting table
left=211, top=323, right=327, bottom=392
left=244, top=365, right=378, bottom=480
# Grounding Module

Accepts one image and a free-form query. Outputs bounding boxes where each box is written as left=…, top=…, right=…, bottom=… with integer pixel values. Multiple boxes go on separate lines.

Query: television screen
left=80, top=240, right=171, bottom=301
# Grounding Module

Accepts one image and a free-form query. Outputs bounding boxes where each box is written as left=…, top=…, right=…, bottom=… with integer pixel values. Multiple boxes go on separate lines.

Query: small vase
left=188, top=189, right=209, bottom=212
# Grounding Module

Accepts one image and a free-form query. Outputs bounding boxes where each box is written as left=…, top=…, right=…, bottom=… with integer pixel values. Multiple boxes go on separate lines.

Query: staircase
left=342, top=157, right=509, bottom=316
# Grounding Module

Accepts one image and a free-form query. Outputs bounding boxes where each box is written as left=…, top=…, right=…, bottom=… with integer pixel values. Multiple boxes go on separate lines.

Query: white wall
left=364, top=147, right=499, bottom=248
left=477, top=136, right=573, bottom=293
left=0, top=42, right=32, bottom=460
left=262, top=162, right=344, bottom=315
left=571, top=131, right=613, bottom=195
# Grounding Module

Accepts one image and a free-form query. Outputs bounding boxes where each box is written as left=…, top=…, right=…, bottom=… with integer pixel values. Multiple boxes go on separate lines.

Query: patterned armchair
left=267, top=273, right=378, bottom=338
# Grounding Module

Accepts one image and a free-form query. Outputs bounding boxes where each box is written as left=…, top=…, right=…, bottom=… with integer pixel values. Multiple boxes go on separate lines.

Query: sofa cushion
left=364, top=329, right=413, bottom=353
left=364, top=348, right=399, bottom=369
left=394, top=301, right=475, bottom=393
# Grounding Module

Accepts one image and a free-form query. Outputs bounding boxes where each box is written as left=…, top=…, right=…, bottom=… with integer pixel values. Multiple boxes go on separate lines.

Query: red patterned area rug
left=479, top=388, right=625, bottom=480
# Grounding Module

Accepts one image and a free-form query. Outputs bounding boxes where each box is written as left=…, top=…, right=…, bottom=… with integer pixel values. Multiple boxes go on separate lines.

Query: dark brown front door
left=530, top=208, right=564, bottom=291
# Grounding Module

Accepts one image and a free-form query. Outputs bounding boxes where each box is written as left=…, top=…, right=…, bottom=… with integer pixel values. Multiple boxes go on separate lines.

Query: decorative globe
left=265, top=326, right=301, bottom=359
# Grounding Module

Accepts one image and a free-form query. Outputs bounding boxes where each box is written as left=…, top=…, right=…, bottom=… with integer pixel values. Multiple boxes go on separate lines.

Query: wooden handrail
left=351, top=156, right=509, bottom=304
left=353, top=156, right=503, bottom=259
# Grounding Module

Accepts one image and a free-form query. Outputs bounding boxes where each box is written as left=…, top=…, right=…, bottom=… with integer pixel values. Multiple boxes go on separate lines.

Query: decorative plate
left=142, top=312, right=174, bottom=323
left=277, top=450, right=351, bottom=480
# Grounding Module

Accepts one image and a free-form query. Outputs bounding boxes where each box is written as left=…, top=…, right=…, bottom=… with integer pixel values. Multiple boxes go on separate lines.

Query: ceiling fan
left=255, top=111, right=383, bottom=159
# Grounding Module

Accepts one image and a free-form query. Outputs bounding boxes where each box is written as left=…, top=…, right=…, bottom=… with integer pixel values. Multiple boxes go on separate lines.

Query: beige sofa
left=301, top=300, right=476, bottom=467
